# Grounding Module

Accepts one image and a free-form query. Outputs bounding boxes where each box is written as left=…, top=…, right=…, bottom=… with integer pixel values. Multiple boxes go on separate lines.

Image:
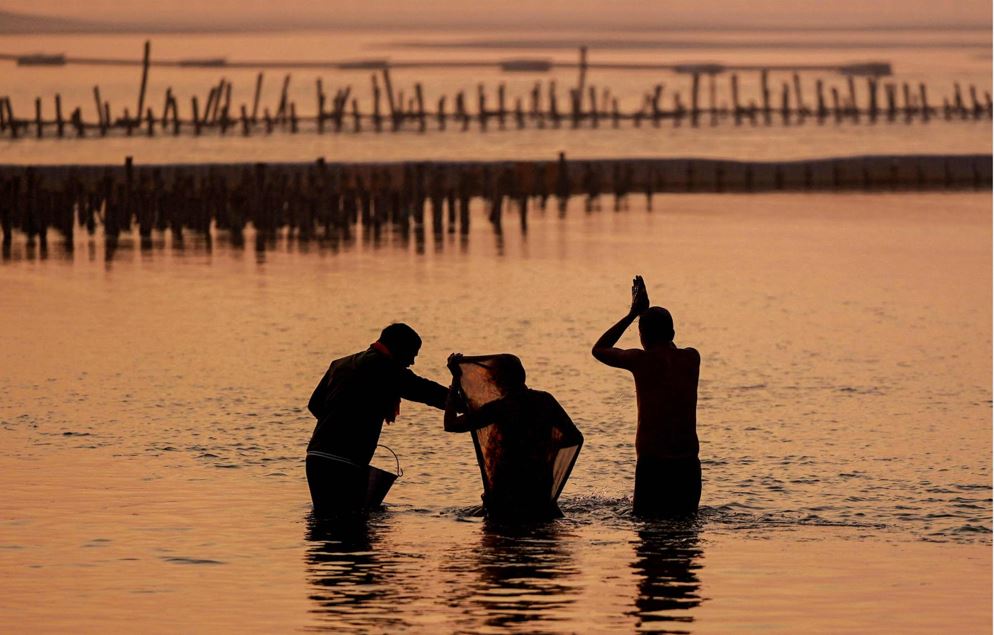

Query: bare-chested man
left=592, top=275, right=701, bottom=517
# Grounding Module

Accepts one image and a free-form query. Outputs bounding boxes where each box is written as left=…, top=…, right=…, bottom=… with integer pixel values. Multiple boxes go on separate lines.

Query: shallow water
left=0, top=192, right=990, bottom=631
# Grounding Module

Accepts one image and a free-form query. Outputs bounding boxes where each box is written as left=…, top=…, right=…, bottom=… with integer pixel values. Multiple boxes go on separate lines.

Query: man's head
left=639, top=306, right=675, bottom=348
left=378, top=323, right=422, bottom=367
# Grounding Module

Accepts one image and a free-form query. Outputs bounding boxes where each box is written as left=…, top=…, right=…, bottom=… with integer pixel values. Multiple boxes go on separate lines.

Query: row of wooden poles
left=2, top=153, right=990, bottom=254
left=1, top=43, right=991, bottom=140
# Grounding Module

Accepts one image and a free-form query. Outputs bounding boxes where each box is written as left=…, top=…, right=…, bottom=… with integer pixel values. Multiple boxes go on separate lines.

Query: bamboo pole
left=55, top=94, right=64, bottom=137
left=251, top=72, right=263, bottom=123
left=34, top=97, right=42, bottom=138
left=136, top=40, right=151, bottom=126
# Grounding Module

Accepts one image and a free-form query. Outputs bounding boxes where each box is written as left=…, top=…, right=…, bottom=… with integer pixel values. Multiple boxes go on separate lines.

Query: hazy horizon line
left=0, top=8, right=991, bottom=36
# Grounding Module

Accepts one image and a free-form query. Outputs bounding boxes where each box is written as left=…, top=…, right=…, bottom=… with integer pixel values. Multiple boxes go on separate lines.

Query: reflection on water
left=304, top=513, right=408, bottom=631
left=470, top=521, right=580, bottom=631
left=305, top=512, right=584, bottom=632
left=630, top=520, right=705, bottom=633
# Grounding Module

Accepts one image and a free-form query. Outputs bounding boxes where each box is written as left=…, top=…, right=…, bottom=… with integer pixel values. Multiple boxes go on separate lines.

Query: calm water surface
left=0, top=28, right=991, bottom=164
left=0, top=192, right=990, bottom=632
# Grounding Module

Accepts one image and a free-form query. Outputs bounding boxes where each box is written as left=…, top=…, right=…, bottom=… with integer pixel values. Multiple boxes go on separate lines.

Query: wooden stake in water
left=55, top=94, right=64, bottom=137
left=34, top=97, right=42, bottom=138
left=251, top=73, right=263, bottom=123
left=136, top=40, right=151, bottom=127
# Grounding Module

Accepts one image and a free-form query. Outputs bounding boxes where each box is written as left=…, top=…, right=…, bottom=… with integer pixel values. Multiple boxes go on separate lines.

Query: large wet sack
left=450, top=354, right=582, bottom=507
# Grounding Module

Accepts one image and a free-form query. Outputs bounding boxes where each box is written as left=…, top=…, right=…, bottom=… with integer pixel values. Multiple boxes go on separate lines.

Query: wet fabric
left=452, top=355, right=583, bottom=513
left=633, top=456, right=702, bottom=518
left=307, top=346, right=447, bottom=465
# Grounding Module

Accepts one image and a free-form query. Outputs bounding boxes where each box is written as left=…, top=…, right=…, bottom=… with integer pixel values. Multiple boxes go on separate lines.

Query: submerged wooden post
left=902, top=83, right=913, bottom=118
left=530, top=81, right=543, bottom=127
left=145, top=107, right=154, bottom=136
left=588, top=86, right=598, bottom=127
left=351, top=98, right=361, bottom=132
left=93, top=86, right=106, bottom=136
left=381, top=68, right=397, bottom=129
left=815, top=80, right=827, bottom=119
left=456, top=91, right=468, bottom=130
left=731, top=74, right=741, bottom=121
left=761, top=69, right=771, bottom=122
left=415, top=83, right=426, bottom=132
left=952, top=83, right=966, bottom=118
left=316, top=78, right=326, bottom=134
left=780, top=82, right=790, bottom=121
left=6, top=100, right=18, bottom=139
left=191, top=96, right=202, bottom=135
left=55, top=94, right=64, bottom=137
left=708, top=73, right=717, bottom=116
left=477, top=84, right=487, bottom=130
left=919, top=83, right=931, bottom=120
left=136, top=40, right=151, bottom=127
left=498, top=83, right=506, bottom=129
left=169, top=94, right=179, bottom=134
left=371, top=75, right=383, bottom=131
left=160, top=87, right=172, bottom=130
left=792, top=73, right=806, bottom=115
left=548, top=81, right=560, bottom=126
left=437, top=95, right=447, bottom=129
left=273, top=74, right=289, bottom=124
left=651, top=85, right=662, bottom=125
left=240, top=104, right=251, bottom=135
left=251, top=72, right=263, bottom=123
left=885, top=83, right=897, bottom=119
left=846, top=77, right=858, bottom=120
left=71, top=107, right=84, bottom=137
left=203, top=86, right=218, bottom=126
left=690, top=72, right=701, bottom=124
left=969, top=85, right=982, bottom=117
left=34, top=97, right=43, bottom=138
left=867, top=78, right=878, bottom=120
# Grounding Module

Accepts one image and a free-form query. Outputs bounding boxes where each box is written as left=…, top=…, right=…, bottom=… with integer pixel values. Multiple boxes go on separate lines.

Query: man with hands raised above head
left=592, top=275, right=702, bottom=518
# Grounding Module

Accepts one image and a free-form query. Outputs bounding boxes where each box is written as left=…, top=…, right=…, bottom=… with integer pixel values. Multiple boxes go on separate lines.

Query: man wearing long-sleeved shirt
left=306, top=323, right=447, bottom=514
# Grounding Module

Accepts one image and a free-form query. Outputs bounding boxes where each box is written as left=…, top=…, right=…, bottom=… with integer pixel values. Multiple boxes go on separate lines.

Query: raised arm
left=444, top=381, right=493, bottom=432
left=592, top=275, right=649, bottom=369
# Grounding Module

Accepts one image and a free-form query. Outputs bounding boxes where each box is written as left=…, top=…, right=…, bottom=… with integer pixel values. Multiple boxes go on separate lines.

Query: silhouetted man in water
left=592, top=276, right=701, bottom=517
left=444, top=354, right=583, bottom=521
left=306, top=323, right=447, bottom=514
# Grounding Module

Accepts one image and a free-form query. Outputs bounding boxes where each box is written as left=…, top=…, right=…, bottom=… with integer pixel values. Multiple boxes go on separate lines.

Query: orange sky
left=1, top=0, right=991, bottom=30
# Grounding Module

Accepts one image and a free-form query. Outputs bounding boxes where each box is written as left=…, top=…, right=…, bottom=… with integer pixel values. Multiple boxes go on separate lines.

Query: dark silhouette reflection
left=469, top=522, right=580, bottom=630
left=630, top=520, right=705, bottom=633
left=304, top=513, right=408, bottom=631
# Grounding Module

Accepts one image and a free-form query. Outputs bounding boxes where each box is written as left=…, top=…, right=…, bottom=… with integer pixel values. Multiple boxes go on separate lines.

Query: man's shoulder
left=678, top=346, right=701, bottom=362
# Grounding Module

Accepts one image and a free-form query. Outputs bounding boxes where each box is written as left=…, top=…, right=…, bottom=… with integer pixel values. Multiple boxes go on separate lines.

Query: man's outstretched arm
left=399, top=370, right=449, bottom=410
left=592, top=275, right=649, bottom=369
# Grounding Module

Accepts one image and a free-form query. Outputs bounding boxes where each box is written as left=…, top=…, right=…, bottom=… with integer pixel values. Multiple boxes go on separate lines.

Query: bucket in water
left=365, top=445, right=403, bottom=508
